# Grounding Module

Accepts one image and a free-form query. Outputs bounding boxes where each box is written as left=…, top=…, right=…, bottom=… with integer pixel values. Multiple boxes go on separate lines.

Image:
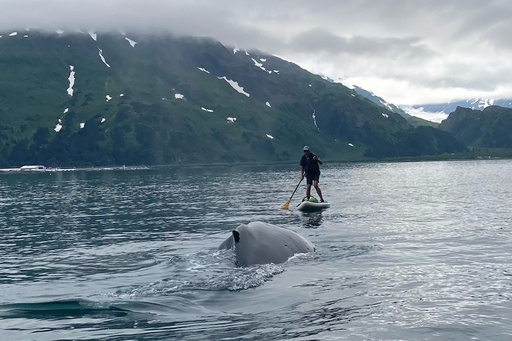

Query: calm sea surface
left=1, top=160, right=511, bottom=340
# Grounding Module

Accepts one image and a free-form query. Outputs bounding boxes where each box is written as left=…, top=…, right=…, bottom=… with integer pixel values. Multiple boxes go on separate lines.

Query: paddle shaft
left=287, top=174, right=304, bottom=202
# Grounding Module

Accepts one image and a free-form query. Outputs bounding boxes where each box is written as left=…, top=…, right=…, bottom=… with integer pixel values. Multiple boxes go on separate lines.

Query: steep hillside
left=0, top=30, right=462, bottom=167
left=352, top=86, right=442, bottom=128
left=353, top=86, right=409, bottom=117
left=439, top=106, right=512, bottom=148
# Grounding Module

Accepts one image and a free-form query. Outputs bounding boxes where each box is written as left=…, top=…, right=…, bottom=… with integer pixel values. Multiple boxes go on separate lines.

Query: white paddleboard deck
left=296, top=200, right=330, bottom=212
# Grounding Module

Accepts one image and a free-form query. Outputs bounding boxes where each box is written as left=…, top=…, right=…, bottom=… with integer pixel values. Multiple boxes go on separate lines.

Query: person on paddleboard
left=300, top=146, right=325, bottom=202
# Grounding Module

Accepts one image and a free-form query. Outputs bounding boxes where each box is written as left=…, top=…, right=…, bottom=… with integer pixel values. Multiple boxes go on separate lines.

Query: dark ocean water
left=1, top=160, right=511, bottom=340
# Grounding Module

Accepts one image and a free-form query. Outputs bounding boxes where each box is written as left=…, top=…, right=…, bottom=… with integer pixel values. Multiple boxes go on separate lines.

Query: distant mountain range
left=0, top=29, right=505, bottom=167
left=332, top=75, right=512, bottom=125
left=411, top=98, right=512, bottom=114
left=398, top=98, right=512, bottom=123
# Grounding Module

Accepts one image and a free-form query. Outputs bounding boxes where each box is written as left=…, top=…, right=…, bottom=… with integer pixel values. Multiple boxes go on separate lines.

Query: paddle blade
left=281, top=200, right=290, bottom=210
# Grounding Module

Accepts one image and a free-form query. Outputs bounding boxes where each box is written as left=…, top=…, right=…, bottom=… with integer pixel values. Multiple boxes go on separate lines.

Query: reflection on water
left=1, top=160, right=512, bottom=340
left=301, top=211, right=324, bottom=228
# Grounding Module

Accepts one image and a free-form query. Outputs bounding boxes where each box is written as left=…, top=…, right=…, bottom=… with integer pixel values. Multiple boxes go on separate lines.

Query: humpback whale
left=218, top=221, right=315, bottom=267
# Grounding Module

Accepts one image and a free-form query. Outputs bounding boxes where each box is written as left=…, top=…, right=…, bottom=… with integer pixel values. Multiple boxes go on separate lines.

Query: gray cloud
left=1, top=0, right=512, bottom=104
left=287, top=28, right=435, bottom=60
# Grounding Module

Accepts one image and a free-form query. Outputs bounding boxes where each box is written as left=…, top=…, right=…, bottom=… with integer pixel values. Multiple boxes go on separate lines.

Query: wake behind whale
left=218, top=221, right=315, bottom=267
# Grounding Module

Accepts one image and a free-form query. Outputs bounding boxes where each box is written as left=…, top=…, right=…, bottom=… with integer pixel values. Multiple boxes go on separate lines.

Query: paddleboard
left=296, top=200, right=330, bottom=212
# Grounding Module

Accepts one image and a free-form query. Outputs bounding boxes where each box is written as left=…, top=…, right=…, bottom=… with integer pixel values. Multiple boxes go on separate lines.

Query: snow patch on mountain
left=88, top=31, right=97, bottom=41
left=401, top=106, right=448, bottom=123
left=251, top=58, right=272, bottom=74
left=67, top=65, right=75, bottom=96
left=311, top=107, right=319, bottom=130
left=125, top=37, right=137, bottom=47
left=379, top=99, right=393, bottom=111
left=470, top=98, right=494, bottom=108
left=54, top=121, right=62, bottom=132
left=98, top=48, right=110, bottom=67
left=218, top=76, right=250, bottom=97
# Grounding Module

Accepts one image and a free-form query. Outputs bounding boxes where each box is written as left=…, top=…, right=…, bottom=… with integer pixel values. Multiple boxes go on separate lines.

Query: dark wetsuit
left=300, top=153, right=321, bottom=185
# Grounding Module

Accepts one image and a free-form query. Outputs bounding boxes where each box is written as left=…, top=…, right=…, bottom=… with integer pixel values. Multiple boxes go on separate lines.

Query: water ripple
left=2, top=161, right=512, bottom=340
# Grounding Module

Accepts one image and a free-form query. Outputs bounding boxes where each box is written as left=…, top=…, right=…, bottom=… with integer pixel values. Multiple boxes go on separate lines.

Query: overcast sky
left=1, top=0, right=511, bottom=105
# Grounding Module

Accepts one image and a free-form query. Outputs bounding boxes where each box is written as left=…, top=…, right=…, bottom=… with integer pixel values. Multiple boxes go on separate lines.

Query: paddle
left=281, top=175, right=304, bottom=209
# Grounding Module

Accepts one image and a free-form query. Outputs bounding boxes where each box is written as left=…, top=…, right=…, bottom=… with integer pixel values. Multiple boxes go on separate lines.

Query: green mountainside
left=407, top=116, right=440, bottom=128
left=439, top=106, right=512, bottom=148
left=0, top=30, right=464, bottom=167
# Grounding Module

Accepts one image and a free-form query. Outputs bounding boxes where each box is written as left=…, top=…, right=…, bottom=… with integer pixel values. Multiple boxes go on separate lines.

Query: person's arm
left=300, top=156, right=305, bottom=179
left=313, top=154, right=323, bottom=164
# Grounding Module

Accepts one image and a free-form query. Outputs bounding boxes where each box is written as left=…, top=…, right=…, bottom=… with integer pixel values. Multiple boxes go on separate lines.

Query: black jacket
left=300, top=153, right=320, bottom=175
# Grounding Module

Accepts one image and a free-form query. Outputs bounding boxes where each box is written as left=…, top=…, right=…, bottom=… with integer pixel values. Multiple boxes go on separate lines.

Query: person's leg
left=313, top=176, right=324, bottom=202
left=306, top=175, right=312, bottom=199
